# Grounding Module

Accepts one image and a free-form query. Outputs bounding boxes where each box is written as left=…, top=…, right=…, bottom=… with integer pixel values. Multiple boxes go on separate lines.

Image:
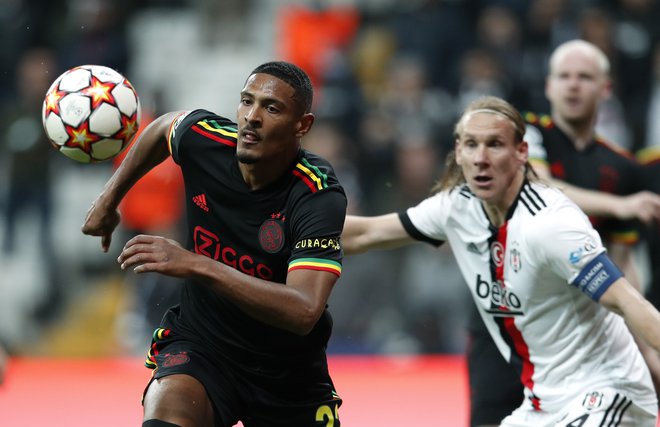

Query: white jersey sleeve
left=405, top=190, right=454, bottom=242
left=525, top=199, right=622, bottom=300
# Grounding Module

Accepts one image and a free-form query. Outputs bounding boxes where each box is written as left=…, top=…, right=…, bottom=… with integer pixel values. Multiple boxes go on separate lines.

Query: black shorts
left=144, top=309, right=342, bottom=427
left=467, top=323, right=524, bottom=426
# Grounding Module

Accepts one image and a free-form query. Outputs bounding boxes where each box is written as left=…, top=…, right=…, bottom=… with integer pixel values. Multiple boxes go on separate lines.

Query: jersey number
left=563, top=414, right=589, bottom=426
left=316, top=404, right=339, bottom=426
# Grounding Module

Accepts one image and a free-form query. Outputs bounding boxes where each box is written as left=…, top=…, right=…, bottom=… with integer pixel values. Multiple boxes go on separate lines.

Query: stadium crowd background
left=1, top=0, right=659, bottom=359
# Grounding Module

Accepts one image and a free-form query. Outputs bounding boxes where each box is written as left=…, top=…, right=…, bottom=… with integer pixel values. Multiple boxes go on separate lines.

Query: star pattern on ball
left=82, top=76, right=117, bottom=110
left=66, top=121, right=101, bottom=152
left=44, top=87, right=66, bottom=116
left=116, top=114, right=139, bottom=141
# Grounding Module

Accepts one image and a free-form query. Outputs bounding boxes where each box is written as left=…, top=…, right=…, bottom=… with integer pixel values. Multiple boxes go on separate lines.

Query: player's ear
left=296, top=113, right=315, bottom=138
left=601, top=78, right=613, bottom=101
left=516, top=140, right=529, bottom=164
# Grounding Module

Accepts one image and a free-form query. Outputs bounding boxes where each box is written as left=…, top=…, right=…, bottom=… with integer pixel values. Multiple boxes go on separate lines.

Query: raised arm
left=81, top=111, right=182, bottom=251
left=342, top=213, right=416, bottom=255
left=530, top=159, right=660, bottom=225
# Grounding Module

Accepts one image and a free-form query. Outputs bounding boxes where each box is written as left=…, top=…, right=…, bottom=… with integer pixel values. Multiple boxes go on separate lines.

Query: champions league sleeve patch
left=570, top=253, right=623, bottom=301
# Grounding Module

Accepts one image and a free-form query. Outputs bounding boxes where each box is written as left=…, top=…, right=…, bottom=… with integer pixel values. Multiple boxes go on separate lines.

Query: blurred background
left=1, top=0, right=659, bottom=372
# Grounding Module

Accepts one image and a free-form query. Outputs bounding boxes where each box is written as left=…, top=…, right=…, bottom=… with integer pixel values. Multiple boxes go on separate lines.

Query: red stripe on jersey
left=496, top=222, right=539, bottom=409
left=192, top=125, right=237, bottom=147
left=503, top=317, right=539, bottom=409
left=292, top=169, right=318, bottom=193
left=288, top=264, right=341, bottom=277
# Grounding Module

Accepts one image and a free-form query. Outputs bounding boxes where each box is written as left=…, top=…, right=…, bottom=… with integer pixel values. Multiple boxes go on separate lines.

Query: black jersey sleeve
left=167, top=109, right=237, bottom=164
left=287, top=187, right=347, bottom=278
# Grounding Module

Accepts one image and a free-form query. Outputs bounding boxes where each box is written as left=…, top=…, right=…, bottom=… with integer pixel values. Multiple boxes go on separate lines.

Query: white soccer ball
left=42, top=64, right=141, bottom=163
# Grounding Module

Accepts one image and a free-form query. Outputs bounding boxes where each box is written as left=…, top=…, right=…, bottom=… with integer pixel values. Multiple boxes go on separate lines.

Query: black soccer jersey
left=524, top=112, right=642, bottom=245
left=637, top=147, right=660, bottom=308
left=164, top=109, right=347, bottom=371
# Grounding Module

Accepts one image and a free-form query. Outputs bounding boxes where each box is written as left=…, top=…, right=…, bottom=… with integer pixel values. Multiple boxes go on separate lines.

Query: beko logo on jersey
left=193, top=226, right=273, bottom=280
left=294, top=237, right=341, bottom=251
left=475, top=274, right=523, bottom=316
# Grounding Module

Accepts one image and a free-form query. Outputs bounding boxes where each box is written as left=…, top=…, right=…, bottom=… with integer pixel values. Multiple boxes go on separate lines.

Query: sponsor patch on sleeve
left=167, top=110, right=193, bottom=151
left=570, top=253, right=623, bottom=301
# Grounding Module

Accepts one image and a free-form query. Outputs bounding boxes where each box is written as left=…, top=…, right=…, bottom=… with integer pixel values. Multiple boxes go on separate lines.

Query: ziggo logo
left=193, top=226, right=273, bottom=280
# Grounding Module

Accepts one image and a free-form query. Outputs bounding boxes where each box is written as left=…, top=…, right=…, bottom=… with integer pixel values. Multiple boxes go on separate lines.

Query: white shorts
left=500, top=388, right=657, bottom=427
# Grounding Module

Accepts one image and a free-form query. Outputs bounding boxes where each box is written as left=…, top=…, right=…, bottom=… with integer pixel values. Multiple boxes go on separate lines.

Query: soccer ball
left=42, top=64, right=141, bottom=163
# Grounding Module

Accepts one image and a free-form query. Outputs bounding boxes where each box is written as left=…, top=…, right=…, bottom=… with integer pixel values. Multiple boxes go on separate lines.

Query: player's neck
left=481, top=171, right=525, bottom=227
left=238, top=149, right=299, bottom=191
left=552, top=113, right=596, bottom=151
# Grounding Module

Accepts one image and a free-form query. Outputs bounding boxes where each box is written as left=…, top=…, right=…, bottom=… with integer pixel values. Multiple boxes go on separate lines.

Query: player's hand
left=616, top=191, right=660, bottom=225
left=81, top=197, right=121, bottom=252
left=118, top=234, right=196, bottom=277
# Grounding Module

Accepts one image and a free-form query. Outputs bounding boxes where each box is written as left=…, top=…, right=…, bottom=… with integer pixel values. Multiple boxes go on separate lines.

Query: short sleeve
left=405, top=191, right=451, bottom=243
left=529, top=203, right=605, bottom=283
left=288, top=188, right=347, bottom=277
left=167, top=109, right=214, bottom=163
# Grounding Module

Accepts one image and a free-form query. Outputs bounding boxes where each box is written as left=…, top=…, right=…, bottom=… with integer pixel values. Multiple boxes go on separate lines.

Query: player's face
left=456, top=112, right=528, bottom=211
left=236, top=73, right=312, bottom=165
left=545, top=48, right=611, bottom=124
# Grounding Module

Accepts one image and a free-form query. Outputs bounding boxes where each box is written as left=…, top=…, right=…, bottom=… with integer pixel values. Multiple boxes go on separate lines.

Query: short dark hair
left=250, top=61, right=314, bottom=113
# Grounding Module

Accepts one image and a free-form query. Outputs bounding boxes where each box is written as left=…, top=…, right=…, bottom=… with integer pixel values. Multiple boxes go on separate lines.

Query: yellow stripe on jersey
left=295, top=163, right=324, bottom=191
left=609, top=230, right=639, bottom=245
left=637, top=147, right=660, bottom=164
left=197, top=120, right=238, bottom=138
left=288, top=258, right=342, bottom=276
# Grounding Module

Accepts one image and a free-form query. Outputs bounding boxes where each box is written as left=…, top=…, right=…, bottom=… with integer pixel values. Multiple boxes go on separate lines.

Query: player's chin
left=235, top=150, right=260, bottom=164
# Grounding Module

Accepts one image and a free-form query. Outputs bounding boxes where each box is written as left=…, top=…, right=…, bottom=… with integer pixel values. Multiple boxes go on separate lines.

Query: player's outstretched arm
left=599, top=278, right=660, bottom=353
left=117, top=234, right=338, bottom=335
left=81, top=112, right=182, bottom=252
left=530, top=159, right=660, bottom=225
left=342, top=213, right=415, bottom=255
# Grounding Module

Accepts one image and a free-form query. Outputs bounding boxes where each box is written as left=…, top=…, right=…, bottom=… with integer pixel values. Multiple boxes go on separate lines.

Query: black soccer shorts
left=144, top=312, right=342, bottom=427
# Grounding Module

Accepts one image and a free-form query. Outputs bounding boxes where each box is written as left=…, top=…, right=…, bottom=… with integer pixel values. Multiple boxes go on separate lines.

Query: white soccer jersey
left=403, top=181, right=657, bottom=415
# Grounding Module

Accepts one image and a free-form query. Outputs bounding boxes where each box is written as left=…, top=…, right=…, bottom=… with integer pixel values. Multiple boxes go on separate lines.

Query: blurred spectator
left=645, top=42, right=660, bottom=149
left=378, top=54, right=455, bottom=146
left=608, top=0, right=660, bottom=151
left=303, top=120, right=364, bottom=215
left=314, top=47, right=366, bottom=139
left=350, top=24, right=397, bottom=104
left=1, top=47, right=63, bottom=324
left=578, top=7, right=633, bottom=149
left=0, top=0, right=66, bottom=107
left=56, top=0, right=130, bottom=73
left=384, top=0, right=473, bottom=93
left=356, top=109, right=399, bottom=213
left=455, top=48, right=512, bottom=111
left=277, top=4, right=360, bottom=89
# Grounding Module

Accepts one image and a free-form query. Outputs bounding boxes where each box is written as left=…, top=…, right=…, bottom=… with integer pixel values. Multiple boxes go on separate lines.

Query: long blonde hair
left=431, top=96, right=537, bottom=194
